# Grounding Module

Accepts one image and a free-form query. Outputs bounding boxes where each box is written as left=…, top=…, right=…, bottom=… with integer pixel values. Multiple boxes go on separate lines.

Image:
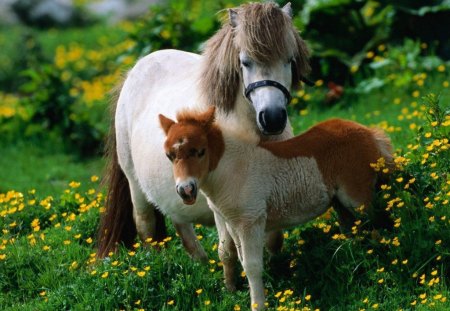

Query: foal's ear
left=200, top=106, right=216, bottom=129
left=159, top=114, right=176, bottom=136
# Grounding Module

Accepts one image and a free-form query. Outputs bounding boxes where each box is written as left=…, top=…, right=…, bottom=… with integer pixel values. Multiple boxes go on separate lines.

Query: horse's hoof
left=225, top=282, right=237, bottom=292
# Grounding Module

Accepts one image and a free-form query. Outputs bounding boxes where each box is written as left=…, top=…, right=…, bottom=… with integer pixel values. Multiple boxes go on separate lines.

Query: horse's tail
left=370, top=127, right=395, bottom=229
left=97, top=82, right=167, bottom=258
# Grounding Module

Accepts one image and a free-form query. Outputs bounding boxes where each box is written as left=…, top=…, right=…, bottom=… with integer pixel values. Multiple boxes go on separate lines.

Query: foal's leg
left=236, top=218, right=266, bottom=310
left=173, top=222, right=208, bottom=263
left=214, top=213, right=238, bottom=291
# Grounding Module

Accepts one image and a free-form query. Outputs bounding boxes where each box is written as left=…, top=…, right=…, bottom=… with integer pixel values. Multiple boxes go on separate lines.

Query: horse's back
left=118, top=49, right=203, bottom=118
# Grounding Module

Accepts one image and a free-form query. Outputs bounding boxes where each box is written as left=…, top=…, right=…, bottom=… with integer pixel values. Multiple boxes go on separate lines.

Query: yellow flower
left=437, top=64, right=445, bottom=72
left=167, top=300, right=174, bottom=305
left=69, top=181, right=81, bottom=188
left=137, top=271, right=146, bottom=277
left=101, top=272, right=109, bottom=278
left=350, top=65, right=359, bottom=73
left=0, top=254, right=6, bottom=260
left=90, top=175, right=99, bottom=182
left=196, top=289, right=203, bottom=295
left=86, top=237, right=93, bottom=244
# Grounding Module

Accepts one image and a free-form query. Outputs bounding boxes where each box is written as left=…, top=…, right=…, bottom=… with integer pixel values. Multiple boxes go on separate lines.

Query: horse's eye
left=241, top=60, right=251, bottom=68
left=198, top=148, right=206, bottom=158
left=166, top=153, right=175, bottom=162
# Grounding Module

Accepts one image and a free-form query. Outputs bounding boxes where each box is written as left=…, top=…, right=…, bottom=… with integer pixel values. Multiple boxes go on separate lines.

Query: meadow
left=1, top=2, right=450, bottom=311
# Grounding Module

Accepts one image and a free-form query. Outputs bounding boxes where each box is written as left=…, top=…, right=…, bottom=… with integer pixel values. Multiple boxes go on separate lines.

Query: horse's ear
left=282, top=3, right=293, bottom=19
left=229, top=9, right=238, bottom=27
left=159, top=114, right=175, bottom=136
left=201, top=106, right=216, bottom=129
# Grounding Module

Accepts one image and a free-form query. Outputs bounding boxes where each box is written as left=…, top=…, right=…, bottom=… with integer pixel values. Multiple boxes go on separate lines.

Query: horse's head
left=200, top=2, right=310, bottom=136
left=159, top=107, right=223, bottom=205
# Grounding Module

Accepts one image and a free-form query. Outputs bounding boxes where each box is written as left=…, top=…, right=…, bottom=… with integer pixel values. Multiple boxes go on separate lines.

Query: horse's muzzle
left=258, top=106, right=287, bottom=135
left=176, top=180, right=198, bottom=205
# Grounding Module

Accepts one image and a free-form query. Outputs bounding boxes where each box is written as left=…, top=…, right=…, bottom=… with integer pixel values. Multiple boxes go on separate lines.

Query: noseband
left=245, top=80, right=292, bottom=104
left=244, top=77, right=314, bottom=105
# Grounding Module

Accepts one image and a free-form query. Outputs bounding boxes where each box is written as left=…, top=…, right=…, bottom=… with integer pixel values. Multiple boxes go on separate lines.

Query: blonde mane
left=199, top=2, right=310, bottom=113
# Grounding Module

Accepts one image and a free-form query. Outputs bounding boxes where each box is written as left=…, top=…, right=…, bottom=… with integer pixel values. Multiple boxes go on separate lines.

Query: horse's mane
left=199, top=2, right=310, bottom=113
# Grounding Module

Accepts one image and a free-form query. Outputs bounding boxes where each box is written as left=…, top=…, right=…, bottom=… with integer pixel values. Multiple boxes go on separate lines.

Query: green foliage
left=290, top=0, right=450, bottom=82
left=3, top=28, right=130, bottom=156
left=126, top=1, right=241, bottom=57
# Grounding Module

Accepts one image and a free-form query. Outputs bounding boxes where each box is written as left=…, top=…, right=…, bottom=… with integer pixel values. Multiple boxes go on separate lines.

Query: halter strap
left=245, top=80, right=292, bottom=104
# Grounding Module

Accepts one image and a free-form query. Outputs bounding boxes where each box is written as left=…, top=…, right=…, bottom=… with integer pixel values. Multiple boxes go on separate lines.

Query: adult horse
left=97, top=2, right=311, bottom=260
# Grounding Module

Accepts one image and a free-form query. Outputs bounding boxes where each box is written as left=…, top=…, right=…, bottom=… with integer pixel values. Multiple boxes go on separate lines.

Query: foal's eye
left=166, top=153, right=175, bottom=162
left=198, top=148, right=206, bottom=158
left=189, top=148, right=197, bottom=157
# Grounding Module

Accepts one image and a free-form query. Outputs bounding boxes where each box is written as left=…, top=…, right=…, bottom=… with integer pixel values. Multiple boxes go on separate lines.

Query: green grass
left=0, top=139, right=104, bottom=195
left=1, top=62, right=449, bottom=310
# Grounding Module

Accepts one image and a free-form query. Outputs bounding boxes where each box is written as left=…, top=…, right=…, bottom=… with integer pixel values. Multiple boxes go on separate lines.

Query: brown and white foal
left=160, top=107, right=394, bottom=310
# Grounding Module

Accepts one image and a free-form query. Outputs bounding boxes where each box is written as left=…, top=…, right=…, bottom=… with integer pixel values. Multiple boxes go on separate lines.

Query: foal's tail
left=97, top=82, right=167, bottom=258
left=371, top=127, right=395, bottom=181
left=370, top=127, right=395, bottom=229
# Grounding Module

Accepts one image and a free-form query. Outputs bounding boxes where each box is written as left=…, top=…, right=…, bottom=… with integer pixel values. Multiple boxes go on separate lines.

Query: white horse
left=97, top=2, right=311, bottom=260
left=160, top=106, right=394, bottom=310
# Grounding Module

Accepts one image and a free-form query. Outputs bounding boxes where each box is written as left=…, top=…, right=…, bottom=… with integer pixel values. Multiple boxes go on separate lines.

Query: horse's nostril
left=258, top=108, right=287, bottom=135
left=258, top=111, right=267, bottom=128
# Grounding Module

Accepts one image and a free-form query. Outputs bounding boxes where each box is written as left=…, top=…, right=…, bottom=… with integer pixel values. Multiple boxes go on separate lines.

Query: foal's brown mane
left=199, top=2, right=310, bottom=113
left=175, top=108, right=225, bottom=171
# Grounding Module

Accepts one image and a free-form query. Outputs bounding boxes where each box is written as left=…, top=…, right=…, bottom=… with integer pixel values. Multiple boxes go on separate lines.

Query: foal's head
left=159, top=107, right=223, bottom=205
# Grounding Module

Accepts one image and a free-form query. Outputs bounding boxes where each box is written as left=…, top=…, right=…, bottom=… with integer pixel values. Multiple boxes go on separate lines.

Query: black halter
left=245, top=80, right=292, bottom=104
left=244, top=77, right=315, bottom=105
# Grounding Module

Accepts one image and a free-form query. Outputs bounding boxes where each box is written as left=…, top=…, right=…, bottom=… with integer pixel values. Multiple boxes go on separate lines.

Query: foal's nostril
left=176, top=181, right=198, bottom=202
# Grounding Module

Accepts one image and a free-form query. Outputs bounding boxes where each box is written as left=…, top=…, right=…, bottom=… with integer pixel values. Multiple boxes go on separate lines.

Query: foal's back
left=260, top=119, right=393, bottom=206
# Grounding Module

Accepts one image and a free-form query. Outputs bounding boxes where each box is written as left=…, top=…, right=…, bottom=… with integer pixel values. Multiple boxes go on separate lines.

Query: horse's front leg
left=214, top=212, right=238, bottom=291
left=173, top=221, right=208, bottom=263
left=236, top=217, right=266, bottom=310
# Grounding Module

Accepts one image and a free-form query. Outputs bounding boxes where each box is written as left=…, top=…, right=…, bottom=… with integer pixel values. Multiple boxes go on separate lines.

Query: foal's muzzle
left=176, top=180, right=198, bottom=205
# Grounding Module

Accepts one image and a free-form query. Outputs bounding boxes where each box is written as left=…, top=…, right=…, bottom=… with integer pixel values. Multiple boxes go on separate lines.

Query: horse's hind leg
left=173, top=222, right=208, bottom=263
left=265, top=230, right=284, bottom=255
left=128, top=179, right=162, bottom=243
